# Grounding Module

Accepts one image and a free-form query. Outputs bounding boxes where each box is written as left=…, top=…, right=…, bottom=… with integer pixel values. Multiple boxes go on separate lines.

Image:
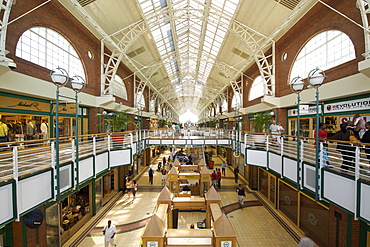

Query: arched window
left=290, top=30, right=355, bottom=81
left=231, top=92, right=241, bottom=110
left=221, top=100, right=228, bottom=113
left=136, top=91, right=145, bottom=110
left=249, top=76, right=265, bottom=101
left=112, top=75, right=128, bottom=100
left=149, top=99, right=155, bottom=112
left=16, top=27, right=85, bottom=79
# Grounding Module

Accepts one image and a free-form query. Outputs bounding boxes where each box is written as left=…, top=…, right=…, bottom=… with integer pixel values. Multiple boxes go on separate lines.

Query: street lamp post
left=307, top=68, right=326, bottom=200
left=50, top=68, right=85, bottom=201
left=233, top=103, right=241, bottom=154
left=290, top=76, right=305, bottom=189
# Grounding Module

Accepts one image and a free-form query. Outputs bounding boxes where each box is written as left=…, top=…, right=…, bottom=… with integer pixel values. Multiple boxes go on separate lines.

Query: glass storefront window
left=46, top=204, right=60, bottom=246
left=61, top=185, right=90, bottom=234
left=95, top=178, right=103, bottom=211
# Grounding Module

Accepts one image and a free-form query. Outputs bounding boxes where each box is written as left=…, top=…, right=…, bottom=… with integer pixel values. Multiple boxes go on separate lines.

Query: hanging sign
left=324, top=97, right=370, bottom=113
left=288, top=105, right=322, bottom=116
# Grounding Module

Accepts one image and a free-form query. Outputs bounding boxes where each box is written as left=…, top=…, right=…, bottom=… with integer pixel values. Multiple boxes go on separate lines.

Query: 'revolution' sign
left=324, top=98, right=370, bottom=113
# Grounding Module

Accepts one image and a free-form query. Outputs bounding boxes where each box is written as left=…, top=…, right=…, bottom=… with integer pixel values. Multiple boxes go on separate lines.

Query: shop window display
left=1, top=114, right=49, bottom=142
left=60, top=186, right=90, bottom=233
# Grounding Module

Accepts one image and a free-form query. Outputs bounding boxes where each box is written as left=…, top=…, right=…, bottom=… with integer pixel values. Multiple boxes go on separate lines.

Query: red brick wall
left=275, top=0, right=363, bottom=97
left=7, top=0, right=101, bottom=97
left=12, top=220, right=23, bottom=247
left=328, top=204, right=361, bottom=246
left=12, top=205, right=47, bottom=247
left=238, top=0, right=364, bottom=111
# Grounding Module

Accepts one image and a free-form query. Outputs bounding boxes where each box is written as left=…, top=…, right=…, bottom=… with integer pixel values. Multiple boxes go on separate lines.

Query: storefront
left=60, top=184, right=91, bottom=244
left=287, top=95, right=370, bottom=138
left=0, top=92, right=89, bottom=143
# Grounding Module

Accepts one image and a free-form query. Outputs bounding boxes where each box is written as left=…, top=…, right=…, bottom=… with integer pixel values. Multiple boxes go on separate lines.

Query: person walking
left=269, top=120, right=280, bottom=145
left=217, top=168, right=222, bottom=189
left=211, top=170, right=217, bottom=187
left=234, top=166, right=239, bottom=183
left=161, top=169, right=167, bottom=185
left=126, top=178, right=132, bottom=199
left=148, top=167, right=154, bottom=185
left=221, top=162, right=226, bottom=176
left=236, top=184, right=246, bottom=207
left=328, top=123, right=356, bottom=172
left=131, top=180, right=137, bottom=202
left=102, top=220, right=117, bottom=247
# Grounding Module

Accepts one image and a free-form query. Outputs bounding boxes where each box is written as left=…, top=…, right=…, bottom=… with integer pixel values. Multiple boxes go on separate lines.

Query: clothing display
left=0, top=122, right=8, bottom=142
left=41, top=122, right=49, bottom=139
left=25, top=122, right=36, bottom=140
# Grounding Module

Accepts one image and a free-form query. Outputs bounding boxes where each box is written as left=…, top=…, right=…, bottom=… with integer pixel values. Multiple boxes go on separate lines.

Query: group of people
left=269, top=120, right=285, bottom=145
left=125, top=178, right=137, bottom=202
left=211, top=169, right=222, bottom=188
left=317, top=114, right=370, bottom=171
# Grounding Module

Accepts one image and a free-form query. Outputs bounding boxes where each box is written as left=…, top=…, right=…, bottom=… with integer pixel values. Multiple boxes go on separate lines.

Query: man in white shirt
left=102, top=220, right=117, bottom=247
left=269, top=120, right=281, bottom=145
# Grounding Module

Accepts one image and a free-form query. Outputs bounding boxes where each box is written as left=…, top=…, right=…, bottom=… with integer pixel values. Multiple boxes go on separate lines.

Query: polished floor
left=63, top=150, right=302, bottom=247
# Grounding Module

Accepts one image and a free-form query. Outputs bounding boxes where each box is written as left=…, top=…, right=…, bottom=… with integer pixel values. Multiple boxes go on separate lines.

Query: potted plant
left=98, top=108, right=133, bottom=132
left=248, top=112, right=272, bottom=145
left=97, top=107, right=134, bottom=146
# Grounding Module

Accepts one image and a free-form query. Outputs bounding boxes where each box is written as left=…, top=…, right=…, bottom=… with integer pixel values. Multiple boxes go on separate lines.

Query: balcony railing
left=0, top=128, right=369, bottom=183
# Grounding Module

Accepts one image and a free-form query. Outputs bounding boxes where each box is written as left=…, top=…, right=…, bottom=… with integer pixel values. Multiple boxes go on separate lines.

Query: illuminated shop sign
left=324, top=98, right=370, bottom=113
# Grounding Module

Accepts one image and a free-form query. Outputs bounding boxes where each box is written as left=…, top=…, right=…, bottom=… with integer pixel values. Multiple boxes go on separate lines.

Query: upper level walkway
left=1, top=128, right=370, bottom=228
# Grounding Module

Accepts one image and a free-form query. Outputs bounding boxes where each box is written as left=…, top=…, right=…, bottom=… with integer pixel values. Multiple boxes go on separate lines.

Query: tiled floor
left=64, top=150, right=301, bottom=247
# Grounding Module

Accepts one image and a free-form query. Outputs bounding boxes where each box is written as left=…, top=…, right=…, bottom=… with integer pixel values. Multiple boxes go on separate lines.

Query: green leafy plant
left=97, top=108, right=134, bottom=132
left=158, top=119, right=170, bottom=128
left=249, top=112, right=272, bottom=133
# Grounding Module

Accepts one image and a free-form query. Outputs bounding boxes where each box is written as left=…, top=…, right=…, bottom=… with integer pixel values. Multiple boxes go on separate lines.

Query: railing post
left=13, top=146, right=20, bottom=221
left=354, top=145, right=360, bottom=220
left=108, top=134, right=111, bottom=151
left=93, top=136, right=97, bottom=156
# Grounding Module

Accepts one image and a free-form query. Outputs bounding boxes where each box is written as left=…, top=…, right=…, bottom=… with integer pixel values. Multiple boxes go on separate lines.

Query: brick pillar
left=328, top=204, right=361, bottom=246
left=89, top=107, right=100, bottom=134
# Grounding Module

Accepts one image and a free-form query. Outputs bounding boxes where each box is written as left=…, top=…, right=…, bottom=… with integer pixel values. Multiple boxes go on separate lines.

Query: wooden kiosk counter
left=142, top=184, right=237, bottom=247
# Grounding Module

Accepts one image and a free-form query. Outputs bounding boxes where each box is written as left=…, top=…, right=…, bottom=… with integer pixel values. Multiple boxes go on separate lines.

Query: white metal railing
left=1, top=129, right=369, bottom=183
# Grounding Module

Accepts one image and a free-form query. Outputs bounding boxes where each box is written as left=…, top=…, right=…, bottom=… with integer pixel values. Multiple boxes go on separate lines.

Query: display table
left=172, top=197, right=205, bottom=210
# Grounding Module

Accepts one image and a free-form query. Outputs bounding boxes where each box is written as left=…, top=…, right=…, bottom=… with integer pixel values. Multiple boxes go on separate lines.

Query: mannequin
left=26, top=120, right=36, bottom=140
left=0, top=121, right=8, bottom=143
left=40, top=120, right=49, bottom=139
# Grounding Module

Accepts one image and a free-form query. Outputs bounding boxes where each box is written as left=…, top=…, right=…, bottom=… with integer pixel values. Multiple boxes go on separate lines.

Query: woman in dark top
left=361, top=121, right=370, bottom=164
left=328, top=123, right=355, bottom=171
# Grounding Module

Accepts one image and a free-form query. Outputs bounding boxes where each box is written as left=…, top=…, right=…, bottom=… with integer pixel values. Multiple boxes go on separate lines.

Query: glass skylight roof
left=138, top=0, right=240, bottom=110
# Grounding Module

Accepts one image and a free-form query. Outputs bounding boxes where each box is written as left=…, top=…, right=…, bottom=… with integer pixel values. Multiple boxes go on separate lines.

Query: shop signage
left=324, top=97, right=370, bottom=113
left=147, top=242, right=158, bottom=247
left=53, top=103, right=77, bottom=115
left=167, top=237, right=212, bottom=245
left=1, top=96, right=49, bottom=112
left=179, top=174, right=200, bottom=180
left=221, top=241, right=232, bottom=247
left=288, top=105, right=322, bottom=117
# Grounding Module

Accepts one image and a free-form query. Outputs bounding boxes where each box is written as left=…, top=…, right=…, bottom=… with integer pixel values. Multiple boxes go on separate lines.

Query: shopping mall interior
left=0, top=0, right=370, bottom=246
